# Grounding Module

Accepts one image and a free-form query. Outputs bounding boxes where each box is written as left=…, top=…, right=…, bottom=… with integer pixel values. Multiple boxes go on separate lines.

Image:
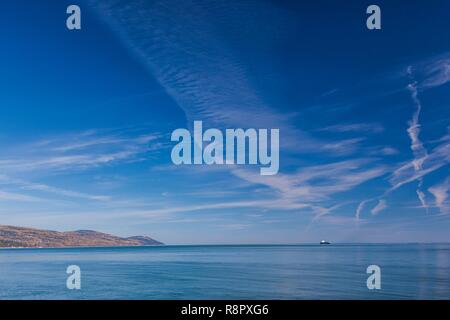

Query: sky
left=0, top=0, right=449, bottom=244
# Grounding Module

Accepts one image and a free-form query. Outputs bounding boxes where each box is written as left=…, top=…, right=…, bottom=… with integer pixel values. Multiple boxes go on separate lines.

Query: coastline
left=1, top=242, right=449, bottom=251
left=0, top=244, right=165, bottom=250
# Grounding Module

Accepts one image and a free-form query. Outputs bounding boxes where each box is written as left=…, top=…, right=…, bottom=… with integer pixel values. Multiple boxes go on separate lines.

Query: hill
left=0, top=225, right=163, bottom=248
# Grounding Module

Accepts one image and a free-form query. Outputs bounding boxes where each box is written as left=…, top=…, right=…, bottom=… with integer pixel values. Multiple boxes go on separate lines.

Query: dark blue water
left=0, top=244, right=449, bottom=299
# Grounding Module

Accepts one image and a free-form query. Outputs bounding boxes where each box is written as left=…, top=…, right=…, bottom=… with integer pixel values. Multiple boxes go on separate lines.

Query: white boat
left=320, top=240, right=331, bottom=245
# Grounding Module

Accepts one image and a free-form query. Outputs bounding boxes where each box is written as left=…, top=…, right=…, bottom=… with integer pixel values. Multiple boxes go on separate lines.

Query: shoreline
left=0, top=244, right=165, bottom=250
left=1, top=242, right=450, bottom=250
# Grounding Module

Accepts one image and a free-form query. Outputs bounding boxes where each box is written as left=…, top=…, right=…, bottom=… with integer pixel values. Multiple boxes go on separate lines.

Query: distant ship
left=320, top=240, right=331, bottom=245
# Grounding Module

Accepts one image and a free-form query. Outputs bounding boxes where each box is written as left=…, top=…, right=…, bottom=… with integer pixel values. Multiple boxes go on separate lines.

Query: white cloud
left=318, top=123, right=384, bottom=134
left=428, top=178, right=450, bottom=214
left=371, top=200, right=387, bottom=216
left=389, top=131, right=450, bottom=191
left=0, top=129, right=161, bottom=174
left=419, top=53, right=450, bottom=89
left=232, top=159, right=386, bottom=202
left=355, top=199, right=371, bottom=221
left=89, top=0, right=371, bottom=158
left=321, top=138, right=365, bottom=156
left=0, top=191, right=41, bottom=202
left=416, top=189, right=429, bottom=213
left=0, top=175, right=110, bottom=202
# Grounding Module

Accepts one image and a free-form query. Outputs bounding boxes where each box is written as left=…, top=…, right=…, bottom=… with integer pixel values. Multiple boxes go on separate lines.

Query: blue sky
left=1, top=0, right=449, bottom=243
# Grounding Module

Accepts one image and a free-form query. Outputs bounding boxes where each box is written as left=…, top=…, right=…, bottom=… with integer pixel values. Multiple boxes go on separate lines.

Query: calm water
left=0, top=244, right=449, bottom=299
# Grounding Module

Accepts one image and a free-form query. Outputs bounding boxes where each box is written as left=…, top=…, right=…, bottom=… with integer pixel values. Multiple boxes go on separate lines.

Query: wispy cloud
left=0, top=129, right=164, bottom=205
left=219, top=223, right=250, bottom=230
left=89, top=1, right=300, bottom=146
left=353, top=54, right=450, bottom=222
left=321, top=138, right=366, bottom=156
left=0, top=190, right=42, bottom=202
left=21, top=183, right=110, bottom=201
left=406, top=75, right=429, bottom=211
left=355, top=199, right=371, bottom=221
left=0, top=129, right=162, bottom=174
left=318, top=123, right=384, bottom=134
left=371, top=199, right=387, bottom=216
left=0, top=175, right=110, bottom=202
left=102, top=199, right=313, bottom=218
left=232, top=159, right=386, bottom=202
left=389, top=118, right=450, bottom=191
left=89, top=0, right=370, bottom=157
left=232, top=159, right=386, bottom=223
left=406, top=82, right=428, bottom=170
left=428, top=178, right=450, bottom=214
left=416, top=53, right=450, bottom=89
left=357, top=55, right=450, bottom=219
left=50, top=133, right=157, bottom=152
left=80, top=0, right=400, bottom=230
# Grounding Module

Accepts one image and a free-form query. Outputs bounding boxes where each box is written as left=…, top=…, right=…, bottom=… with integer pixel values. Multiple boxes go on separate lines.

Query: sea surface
left=0, top=244, right=449, bottom=299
